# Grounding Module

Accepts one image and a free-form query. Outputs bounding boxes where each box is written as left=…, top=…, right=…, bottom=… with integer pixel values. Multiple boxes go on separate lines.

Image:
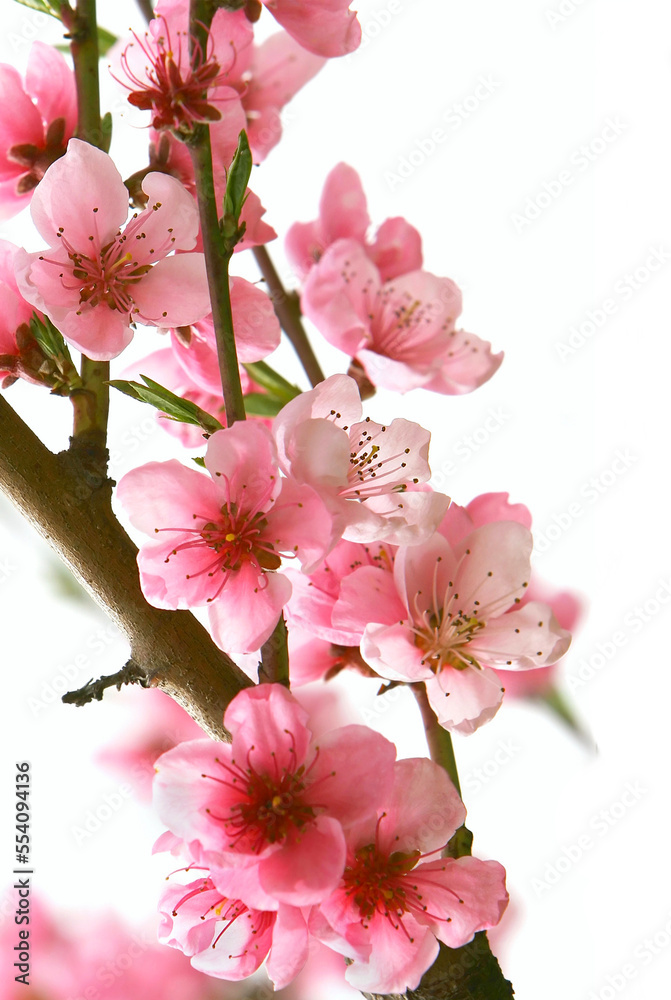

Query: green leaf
left=13, top=0, right=59, bottom=15
left=242, top=392, right=286, bottom=417
left=192, top=456, right=206, bottom=468
left=100, top=111, right=113, bottom=153
left=97, top=25, right=117, bottom=56
left=243, top=361, right=301, bottom=404
left=222, top=130, right=252, bottom=243
left=108, top=376, right=224, bottom=434
left=29, top=313, right=72, bottom=363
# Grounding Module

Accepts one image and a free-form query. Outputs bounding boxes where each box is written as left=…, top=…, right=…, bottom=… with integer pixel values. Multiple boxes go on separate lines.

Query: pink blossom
left=438, top=493, right=583, bottom=699
left=0, top=897, right=218, bottom=1000
left=260, top=0, right=362, bottom=58
left=153, top=684, right=397, bottom=907
left=0, top=239, right=48, bottom=387
left=158, top=876, right=309, bottom=988
left=286, top=162, right=422, bottom=281
left=285, top=538, right=394, bottom=646
left=98, top=686, right=207, bottom=801
left=333, top=520, right=571, bottom=734
left=243, top=32, right=325, bottom=160
left=0, top=42, right=76, bottom=220
left=312, top=757, right=508, bottom=993
left=169, top=277, right=282, bottom=392
left=273, top=374, right=449, bottom=544
left=15, top=139, right=211, bottom=361
left=116, top=421, right=333, bottom=652
left=301, top=240, right=503, bottom=394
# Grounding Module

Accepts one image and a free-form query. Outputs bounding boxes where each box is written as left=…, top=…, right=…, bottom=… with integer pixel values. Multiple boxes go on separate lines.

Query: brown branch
left=0, top=396, right=252, bottom=739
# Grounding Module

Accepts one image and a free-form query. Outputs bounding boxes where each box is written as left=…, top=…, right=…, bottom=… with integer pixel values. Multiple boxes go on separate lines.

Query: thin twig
left=62, top=659, right=148, bottom=706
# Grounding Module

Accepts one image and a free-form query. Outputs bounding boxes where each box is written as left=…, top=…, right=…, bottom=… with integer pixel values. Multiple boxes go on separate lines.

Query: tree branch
left=252, top=245, right=325, bottom=388
left=0, top=396, right=252, bottom=738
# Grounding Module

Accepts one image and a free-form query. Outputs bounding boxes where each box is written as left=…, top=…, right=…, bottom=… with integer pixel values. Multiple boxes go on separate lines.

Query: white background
left=0, top=1, right=669, bottom=998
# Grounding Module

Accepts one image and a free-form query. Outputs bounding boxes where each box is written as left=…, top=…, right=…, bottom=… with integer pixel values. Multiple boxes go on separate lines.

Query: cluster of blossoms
left=153, top=683, right=508, bottom=993
left=0, top=0, right=586, bottom=995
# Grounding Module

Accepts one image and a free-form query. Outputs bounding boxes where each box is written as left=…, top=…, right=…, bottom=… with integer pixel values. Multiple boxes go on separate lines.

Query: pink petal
left=425, top=666, right=504, bottom=735
left=132, top=253, right=211, bottom=329
left=207, top=563, right=291, bottom=652
left=191, top=907, right=274, bottom=979
left=377, top=757, right=464, bottom=855
left=204, top=422, right=280, bottom=512
left=301, top=240, right=378, bottom=356
left=465, top=492, right=532, bottom=531
left=319, top=162, right=370, bottom=247
left=285, top=220, right=325, bottom=280
left=361, top=622, right=433, bottom=683
left=369, top=216, right=423, bottom=282
left=228, top=276, right=281, bottom=360
left=269, top=477, right=335, bottom=573
left=264, top=0, right=362, bottom=58
left=153, top=739, right=237, bottom=849
left=266, top=905, right=310, bottom=989
left=347, top=913, right=438, bottom=994
left=26, top=42, right=77, bottom=137
left=423, top=330, right=504, bottom=395
left=273, top=373, right=363, bottom=471
left=0, top=65, right=43, bottom=176
left=363, top=490, right=451, bottom=546
left=116, top=460, right=220, bottom=536
left=413, top=857, right=508, bottom=948
left=258, top=815, right=346, bottom=905
left=138, top=171, right=201, bottom=251
left=246, top=32, right=325, bottom=161
left=333, top=566, right=406, bottom=635
left=357, top=348, right=435, bottom=393
left=224, top=684, right=312, bottom=777
left=452, top=520, right=534, bottom=620
left=306, top=724, right=396, bottom=826
left=30, top=138, right=128, bottom=249
left=469, top=600, right=572, bottom=669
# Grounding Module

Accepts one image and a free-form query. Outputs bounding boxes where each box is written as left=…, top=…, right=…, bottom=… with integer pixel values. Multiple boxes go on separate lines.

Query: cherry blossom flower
left=259, top=0, right=362, bottom=58
left=14, top=139, right=211, bottom=361
left=115, top=1, right=323, bottom=160
left=158, top=875, right=309, bottom=988
left=438, top=493, right=584, bottom=699
left=116, top=421, right=333, bottom=652
left=301, top=240, right=503, bottom=395
left=0, top=42, right=76, bottom=219
left=273, top=374, right=449, bottom=544
left=286, top=162, right=422, bottom=281
left=153, top=684, right=397, bottom=908
left=333, top=520, right=571, bottom=734
left=120, top=0, right=256, bottom=135
left=311, top=757, right=508, bottom=994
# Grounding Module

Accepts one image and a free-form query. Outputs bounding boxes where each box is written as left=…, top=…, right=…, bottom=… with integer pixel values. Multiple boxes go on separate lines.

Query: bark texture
left=0, top=398, right=252, bottom=739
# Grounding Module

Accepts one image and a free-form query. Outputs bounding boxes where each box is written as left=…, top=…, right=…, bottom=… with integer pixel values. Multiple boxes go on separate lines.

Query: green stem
left=258, top=614, right=290, bottom=687
left=411, top=684, right=473, bottom=858
left=67, top=0, right=109, bottom=451
left=253, top=246, right=325, bottom=388
left=188, top=135, right=246, bottom=425
left=188, top=0, right=246, bottom=425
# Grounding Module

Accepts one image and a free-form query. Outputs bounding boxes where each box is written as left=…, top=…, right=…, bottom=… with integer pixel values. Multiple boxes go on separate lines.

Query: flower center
left=415, top=609, right=485, bottom=672
left=344, top=844, right=421, bottom=926
left=117, top=18, right=228, bottom=135
left=203, top=743, right=325, bottom=854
